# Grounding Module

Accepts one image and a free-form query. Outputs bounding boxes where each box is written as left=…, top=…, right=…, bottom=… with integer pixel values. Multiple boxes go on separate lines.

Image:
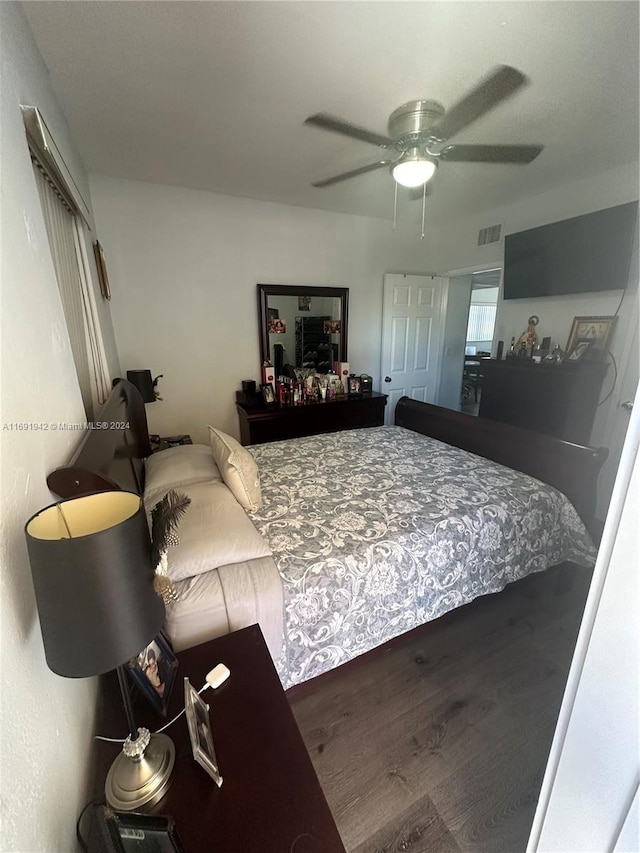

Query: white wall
left=90, top=175, right=437, bottom=443
left=438, top=274, right=473, bottom=410
left=435, top=163, right=638, bottom=357
left=0, top=5, right=119, bottom=850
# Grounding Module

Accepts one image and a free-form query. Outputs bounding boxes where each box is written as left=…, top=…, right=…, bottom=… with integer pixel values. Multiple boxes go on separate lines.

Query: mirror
left=257, top=284, right=349, bottom=377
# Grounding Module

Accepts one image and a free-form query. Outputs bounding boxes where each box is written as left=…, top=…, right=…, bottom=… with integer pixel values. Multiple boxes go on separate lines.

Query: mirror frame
left=257, top=283, right=349, bottom=369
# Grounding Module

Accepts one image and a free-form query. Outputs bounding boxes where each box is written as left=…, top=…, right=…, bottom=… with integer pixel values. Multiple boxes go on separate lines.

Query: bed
left=48, top=380, right=606, bottom=689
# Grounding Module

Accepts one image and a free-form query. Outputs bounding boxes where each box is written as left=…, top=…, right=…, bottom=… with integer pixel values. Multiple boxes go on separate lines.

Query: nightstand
left=90, top=626, right=345, bottom=852
left=151, top=434, right=193, bottom=453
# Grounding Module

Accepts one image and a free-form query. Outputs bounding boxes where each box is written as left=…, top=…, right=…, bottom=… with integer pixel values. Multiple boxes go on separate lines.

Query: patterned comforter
left=248, top=426, right=596, bottom=688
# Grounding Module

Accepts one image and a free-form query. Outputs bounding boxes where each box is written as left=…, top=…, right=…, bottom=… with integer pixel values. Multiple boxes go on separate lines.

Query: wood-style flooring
left=288, top=562, right=591, bottom=853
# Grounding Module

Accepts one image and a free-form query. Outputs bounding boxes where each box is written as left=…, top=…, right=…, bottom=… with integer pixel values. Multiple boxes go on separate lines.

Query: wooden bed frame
left=48, top=382, right=607, bottom=532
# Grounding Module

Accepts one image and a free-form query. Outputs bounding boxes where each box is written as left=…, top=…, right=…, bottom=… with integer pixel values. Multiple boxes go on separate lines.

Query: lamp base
left=105, top=732, right=175, bottom=811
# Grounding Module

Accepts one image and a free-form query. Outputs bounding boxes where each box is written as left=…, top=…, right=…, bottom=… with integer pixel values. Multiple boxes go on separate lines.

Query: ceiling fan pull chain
left=420, top=182, right=426, bottom=239
left=392, top=181, right=398, bottom=231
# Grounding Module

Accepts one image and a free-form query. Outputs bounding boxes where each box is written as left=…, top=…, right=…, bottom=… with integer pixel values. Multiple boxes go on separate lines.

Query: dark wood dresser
left=479, top=358, right=609, bottom=445
left=237, top=391, right=387, bottom=445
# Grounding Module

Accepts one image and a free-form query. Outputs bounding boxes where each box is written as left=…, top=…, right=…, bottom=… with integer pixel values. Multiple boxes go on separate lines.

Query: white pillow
left=144, top=444, right=221, bottom=507
left=207, top=427, right=262, bottom=513
left=159, top=481, right=271, bottom=581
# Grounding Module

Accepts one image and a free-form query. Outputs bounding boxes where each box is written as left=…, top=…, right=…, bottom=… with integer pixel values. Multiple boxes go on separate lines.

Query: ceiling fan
left=305, top=65, right=543, bottom=192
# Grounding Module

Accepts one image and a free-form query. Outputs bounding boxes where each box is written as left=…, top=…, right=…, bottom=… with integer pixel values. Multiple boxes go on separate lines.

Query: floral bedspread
left=248, top=426, right=596, bottom=689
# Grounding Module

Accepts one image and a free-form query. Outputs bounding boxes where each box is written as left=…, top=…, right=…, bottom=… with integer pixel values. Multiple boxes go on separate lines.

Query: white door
left=380, top=274, right=445, bottom=425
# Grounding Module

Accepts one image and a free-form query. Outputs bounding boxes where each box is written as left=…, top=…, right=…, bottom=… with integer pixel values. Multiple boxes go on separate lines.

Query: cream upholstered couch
left=143, top=436, right=284, bottom=661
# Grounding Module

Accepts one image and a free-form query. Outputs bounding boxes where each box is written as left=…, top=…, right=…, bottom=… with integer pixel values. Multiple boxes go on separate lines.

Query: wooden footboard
left=394, top=396, right=607, bottom=530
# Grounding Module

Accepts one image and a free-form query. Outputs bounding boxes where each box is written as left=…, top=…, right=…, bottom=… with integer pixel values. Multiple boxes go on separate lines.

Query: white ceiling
left=23, top=1, right=639, bottom=223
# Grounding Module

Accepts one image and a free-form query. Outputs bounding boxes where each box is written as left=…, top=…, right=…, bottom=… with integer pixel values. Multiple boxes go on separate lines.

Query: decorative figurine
left=515, top=314, right=540, bottom=355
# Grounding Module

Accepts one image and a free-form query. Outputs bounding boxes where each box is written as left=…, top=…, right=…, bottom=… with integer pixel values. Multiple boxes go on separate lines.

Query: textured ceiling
left=23, top=1, right=639, bottom=223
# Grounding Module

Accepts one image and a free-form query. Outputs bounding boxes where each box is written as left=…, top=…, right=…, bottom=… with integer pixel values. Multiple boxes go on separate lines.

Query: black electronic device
left=241, top=380, right=257, bottom=394
left=496, top=340, right=504, bottom=360
left=88, top=805, right=186, bottom=853
left=503, top=201, right=637, bottom=300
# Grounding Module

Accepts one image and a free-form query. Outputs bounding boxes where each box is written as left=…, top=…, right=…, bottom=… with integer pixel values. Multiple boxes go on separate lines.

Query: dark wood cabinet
left=478, top=358, right=608, bottom=445
left=237, top=391, right=387, bottom=445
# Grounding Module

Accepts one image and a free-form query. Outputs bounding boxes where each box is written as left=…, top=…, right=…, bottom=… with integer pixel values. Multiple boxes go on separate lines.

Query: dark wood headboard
left=47, top=380, right=152, bottom=498
left=395, top=396, right=607, bottom=531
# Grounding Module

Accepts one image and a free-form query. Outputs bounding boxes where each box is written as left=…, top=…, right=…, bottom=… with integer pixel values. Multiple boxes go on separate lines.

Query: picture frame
left=261, top=382, right=275, bottom=405
left=348, top=375, right=361, bottom=395
left=566, top=339, right=594, bottom=362
left=184, top=677, right=223, bottom=787
left=268, top=317, right=286, bottom=334
left=126, top=633, right=178, bottom=717
left=298, top=295, right=311, bottom=311
left=93, top=241, right=111, bottom=300
left=565, top=315, right=617, bottom=362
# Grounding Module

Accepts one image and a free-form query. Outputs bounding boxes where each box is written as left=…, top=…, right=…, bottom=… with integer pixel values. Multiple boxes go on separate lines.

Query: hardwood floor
left=288, top=563, right=592, bottom=853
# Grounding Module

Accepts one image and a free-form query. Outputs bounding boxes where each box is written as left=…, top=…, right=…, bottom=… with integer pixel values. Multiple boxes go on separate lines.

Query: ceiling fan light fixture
left=392, top=149, right=436, bottom=188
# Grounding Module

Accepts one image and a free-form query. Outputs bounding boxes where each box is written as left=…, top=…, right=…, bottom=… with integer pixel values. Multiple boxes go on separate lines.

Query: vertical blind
left=466, top=303, right=497, bottom=342
left=33, top=163, right=110, bottom=417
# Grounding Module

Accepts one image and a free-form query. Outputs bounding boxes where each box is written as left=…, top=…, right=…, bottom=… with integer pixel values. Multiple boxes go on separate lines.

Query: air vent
left=477, top=224, right=502, bottom=246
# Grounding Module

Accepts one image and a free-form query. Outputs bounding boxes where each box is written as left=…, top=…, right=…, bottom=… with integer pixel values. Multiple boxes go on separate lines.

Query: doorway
left=461, top=270, right=500, bottom=414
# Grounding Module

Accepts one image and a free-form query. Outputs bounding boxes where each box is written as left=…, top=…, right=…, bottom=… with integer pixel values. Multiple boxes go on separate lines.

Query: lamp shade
left=25, top=492, right=165, bottom=678
left=126, top=370, right=155, bottom=403
left=392, top=148, right=437, bottom=188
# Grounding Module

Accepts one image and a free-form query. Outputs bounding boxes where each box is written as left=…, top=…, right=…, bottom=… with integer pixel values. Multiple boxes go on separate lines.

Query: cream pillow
left=156, top=481, right=271, bottom=581
left=208, top=427, right=262, bottom=512
left=144, top=444, right=221, bottom=508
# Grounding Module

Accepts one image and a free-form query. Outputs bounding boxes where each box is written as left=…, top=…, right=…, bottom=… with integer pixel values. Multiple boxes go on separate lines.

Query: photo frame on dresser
left=126, top=633, right=178, bottom=717
left=184, top=677, right=223, bottom=787
left=565, top=315, right=617, bottom=362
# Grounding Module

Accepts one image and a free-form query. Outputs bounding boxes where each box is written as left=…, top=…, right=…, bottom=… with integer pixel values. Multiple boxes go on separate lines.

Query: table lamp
left=126, top=370, right=163, bottom=403
left=25, top=491, right=175, bottom=810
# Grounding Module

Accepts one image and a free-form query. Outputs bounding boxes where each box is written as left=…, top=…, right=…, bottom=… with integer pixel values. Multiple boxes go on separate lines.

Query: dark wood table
left=92, top=625, right=345, bottom=852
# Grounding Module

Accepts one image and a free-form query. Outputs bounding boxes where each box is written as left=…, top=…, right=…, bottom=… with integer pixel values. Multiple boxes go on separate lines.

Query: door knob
left=384, top=376, right=392, bottom=383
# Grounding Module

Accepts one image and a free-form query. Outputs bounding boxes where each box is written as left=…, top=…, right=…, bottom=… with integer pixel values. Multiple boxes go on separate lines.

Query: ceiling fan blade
left=305, top=113, right=394, bottom=148
left=440, top=144, right=543, bottom=163
left=312, top=160, right=392, bottom=187
left=433, top=65, right=529, bottom=141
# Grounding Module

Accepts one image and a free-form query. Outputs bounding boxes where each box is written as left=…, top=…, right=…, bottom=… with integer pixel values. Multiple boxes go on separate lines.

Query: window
left=466, top=303, right=497, bottom=342
left=24, top=107, right=110, bottom=417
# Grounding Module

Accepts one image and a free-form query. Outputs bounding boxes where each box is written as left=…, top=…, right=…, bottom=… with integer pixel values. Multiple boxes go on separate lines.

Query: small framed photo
left=126, top=633, right=178, bottom=717
left=298, top=295, right=311, bottom=311
left=184, top=677, right=223, bottom=787
left=261, top=382, right=275, bottom=405
left=93, top=241, right=111, bottom=300
left=566, top=339, right=594, bottom=362
left=268, top=318, right=286, bottom=334
left=565, top=315, right=617, bottom=362
left=348, top=375, right=361, bottom=395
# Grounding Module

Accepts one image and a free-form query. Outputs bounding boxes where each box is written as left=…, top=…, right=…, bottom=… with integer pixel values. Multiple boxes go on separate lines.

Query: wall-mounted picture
left=93, top=241, right=111, bottom=300
left=566, top=340, right=594, bottom=362
left=324, top=320, right=341, bottom=334
left=126, top=633, right=178, bottom=717
left=261, top=382, right=275, bottom=404
left=268, top=318, right=286, bottom=334
left=184, top=677, right=223, bottom=787
left=298, top=295, right=311, bottom=311
left=565, top=315, right=617, bottom=362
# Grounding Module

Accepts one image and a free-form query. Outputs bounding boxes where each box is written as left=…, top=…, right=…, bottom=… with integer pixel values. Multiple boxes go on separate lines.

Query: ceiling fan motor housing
left=388, top=100, right=446, bottom=151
